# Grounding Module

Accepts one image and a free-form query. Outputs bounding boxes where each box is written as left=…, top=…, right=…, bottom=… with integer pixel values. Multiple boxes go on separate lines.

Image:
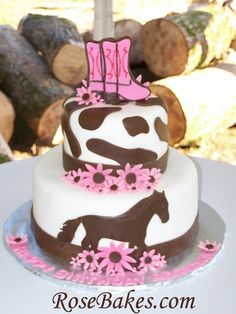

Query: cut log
left=115, top=19, right=143, bottom=65
left=0, top=25, right=73, bottom=142
left=0, top=131, right=13, bottom=161
left=131, top=63, right=160, bottom=83
left=151, top=59, right=236, bottom=146
left=18, top=14, right=88, bottom=86
left=141, top=3, right=236, bottom=77
left=231, top=38, right=236, bottom=50
left=0, top=91, right=15, bottom=142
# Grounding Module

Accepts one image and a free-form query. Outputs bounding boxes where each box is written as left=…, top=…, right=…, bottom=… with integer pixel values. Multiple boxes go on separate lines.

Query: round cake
left=32, top=95, right=198, bottom=262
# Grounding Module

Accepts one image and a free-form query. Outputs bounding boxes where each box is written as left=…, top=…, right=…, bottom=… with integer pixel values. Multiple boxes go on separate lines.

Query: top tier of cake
left=62, top=96, right=169, bottom=173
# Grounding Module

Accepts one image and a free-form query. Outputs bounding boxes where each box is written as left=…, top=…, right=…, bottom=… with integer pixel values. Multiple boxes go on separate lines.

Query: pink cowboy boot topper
left=79, top=37, right=151, bottom=104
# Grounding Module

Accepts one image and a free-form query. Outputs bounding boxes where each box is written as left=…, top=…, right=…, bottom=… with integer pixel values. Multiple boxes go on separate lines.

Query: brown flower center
left=149, top=175, right=155, bottom=183
left=74, top=176, right=81, bottom=183
left=110, top=184, right=118, bottom=191
left=109, top=251, right=122, bottom=263
left=82, top=93, right=90, bottom=101
left=14, top=237, right=22, bottom=243
left=126, top=173, right=136, bottom=184
left=206, top=244, right=214, bottom=250
left=93, top=172, right=105, bottom=183
left=86, top=255, right=93, bottom=263
left=144, top=256, right=152, bottom=264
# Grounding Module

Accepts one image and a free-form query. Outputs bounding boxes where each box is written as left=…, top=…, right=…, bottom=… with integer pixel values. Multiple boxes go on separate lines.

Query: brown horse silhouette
left=57, top=190, right=169, bottom=251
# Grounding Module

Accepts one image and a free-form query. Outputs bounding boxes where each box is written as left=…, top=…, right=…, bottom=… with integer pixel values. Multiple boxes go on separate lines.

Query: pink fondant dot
left=73, top=273, right=88, bottom=283
left=54, top=269, right=69, bottom=279
left=42, top=265, right=55, bottom=273
left=66, top=272, right=75, bottom=281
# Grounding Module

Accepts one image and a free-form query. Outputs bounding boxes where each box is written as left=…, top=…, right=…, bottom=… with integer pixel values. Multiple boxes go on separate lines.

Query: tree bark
left=0, top=91, right=15, bottom=142
left=141, top=3, right=236, bottom=77
left=18, top=14, right=88, bottom=86
left=0, top=25, right=72, bottom=142
left=151, top=60, right=236, bottom=146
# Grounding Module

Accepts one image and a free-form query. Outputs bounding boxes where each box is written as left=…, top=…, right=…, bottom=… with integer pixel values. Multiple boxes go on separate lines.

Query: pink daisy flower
left=76, top=84, right=97, bottom=105
left=97, top=242, right=136, bottom=275
left=198, top=240, right=221, bottom=253
left=77, top=250, right=99, bottom=271
left=117, top=164, right=148, bottom=189
left=103, top=177, right=125, bottom=193
left=83, top=164, right=113, bottom=190
left=65, top=169, right=84, bottom=185
left=139, top=249, right=166, bottom=272
left=70, top=255, right=81, bottom=269
left=6, top=234, right=28, bottom=246
left=146, top=168, right=162, bottom=189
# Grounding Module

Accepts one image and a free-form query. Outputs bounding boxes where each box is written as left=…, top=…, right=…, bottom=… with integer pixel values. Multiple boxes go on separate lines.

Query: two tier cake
left=31, top=37, right=198, bottom=273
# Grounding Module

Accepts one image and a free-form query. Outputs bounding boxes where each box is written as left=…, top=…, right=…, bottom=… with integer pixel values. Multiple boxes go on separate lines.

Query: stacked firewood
left=141, top=2, right=236, bottom=146
left=0, top=1, right=236, bottom=153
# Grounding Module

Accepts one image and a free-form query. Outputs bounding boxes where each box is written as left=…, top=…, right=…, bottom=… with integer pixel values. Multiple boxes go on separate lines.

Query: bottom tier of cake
left=32, top=146, right=199, bottom=261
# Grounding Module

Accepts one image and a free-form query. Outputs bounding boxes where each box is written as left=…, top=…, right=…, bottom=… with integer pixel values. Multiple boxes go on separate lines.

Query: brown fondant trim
left=79, top=107, right=121, bottom=130
left=63, top=147, right=168, bottom=174
left=31, top=211, right=199, bottom=261
left=154, top=117, right=168, bottom=142
left=136, top=97, right=167, bottom=112
left=123, top=116, right=149, bottom=136
left=86, top=138, right=157, bottom=165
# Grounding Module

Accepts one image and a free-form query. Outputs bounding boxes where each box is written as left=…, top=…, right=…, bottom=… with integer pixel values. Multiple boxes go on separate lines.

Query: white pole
left=93, top=0, right=114, bottom=40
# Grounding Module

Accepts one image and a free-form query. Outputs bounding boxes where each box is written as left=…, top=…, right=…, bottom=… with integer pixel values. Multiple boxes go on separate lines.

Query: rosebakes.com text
left=52, top=290, right=196, bottom=313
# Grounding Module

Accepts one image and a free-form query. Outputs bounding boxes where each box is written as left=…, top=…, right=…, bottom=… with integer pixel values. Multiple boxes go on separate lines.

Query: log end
left=0, top=91, right=15, bottom=142
left=150, top=84, right=186, bottom=146
left=141, top=19, right=188, bottom=77
left=52, top=43, right=88, bottom=86
left=32, top=98, right=66, bottom=143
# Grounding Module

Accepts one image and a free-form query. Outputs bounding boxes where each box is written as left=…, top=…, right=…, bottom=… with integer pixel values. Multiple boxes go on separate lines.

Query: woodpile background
left=0, top=0, right=236, bottom=164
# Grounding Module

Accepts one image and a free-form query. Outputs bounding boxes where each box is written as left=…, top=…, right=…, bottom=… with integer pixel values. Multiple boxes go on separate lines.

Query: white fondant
left=71, top=223, right=86, bottom=246
left=98, top=239, right=130, bottom=248
left=33, top=146, right=198, bottom=246
left=63, top=97, right=168, bottom=165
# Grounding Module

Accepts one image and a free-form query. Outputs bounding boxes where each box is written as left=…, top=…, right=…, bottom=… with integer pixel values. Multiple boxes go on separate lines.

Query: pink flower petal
left=85, top=164, right=96, bottom=173
left=99, top=258, right=110, bottom=269
left=123, top=255, right=136, bottom=264
left=113, top=263, right=124, bottom=274
left=149, top=249, right=156, bottom=256
left=106, top=262, right=115, bottom=275
left=103, top=169, right=113, bottom=176
left=125, top=163, right=131, bottom=171
left=97, top=164, right=103, bottom=172
left=120, top=260, right=135, bottom=272
left=132, top=164, right=143, bottom=171
left=82, top=79, right=88, bottom=87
